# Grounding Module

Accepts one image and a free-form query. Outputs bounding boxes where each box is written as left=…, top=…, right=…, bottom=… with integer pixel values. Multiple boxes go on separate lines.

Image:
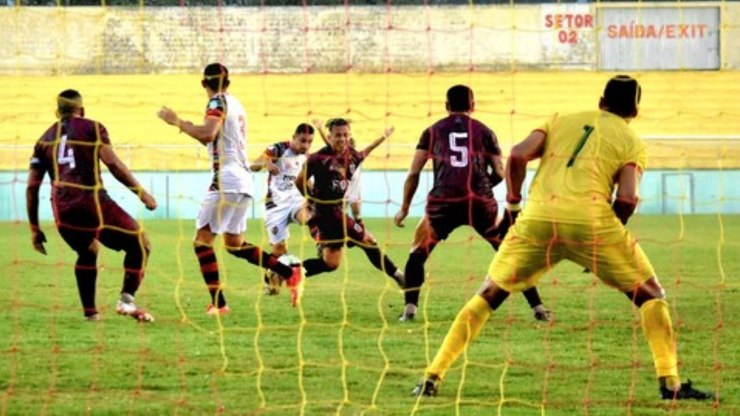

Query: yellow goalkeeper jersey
left=522, top=110, right=647, bottom=225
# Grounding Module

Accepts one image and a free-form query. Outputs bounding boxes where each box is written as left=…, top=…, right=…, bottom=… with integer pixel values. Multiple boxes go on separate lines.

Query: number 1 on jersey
left=567, top=125, right=594, bottom=168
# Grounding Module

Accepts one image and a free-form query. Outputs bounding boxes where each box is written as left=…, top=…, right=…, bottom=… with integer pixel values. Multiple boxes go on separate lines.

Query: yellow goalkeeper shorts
left=488, top=218, right=656, bottom=293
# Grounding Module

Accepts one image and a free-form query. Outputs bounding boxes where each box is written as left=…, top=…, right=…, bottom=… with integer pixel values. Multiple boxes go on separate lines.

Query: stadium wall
left=0, top=2, right=736, bottom=74
left=2, top=170, right=738, bottom=222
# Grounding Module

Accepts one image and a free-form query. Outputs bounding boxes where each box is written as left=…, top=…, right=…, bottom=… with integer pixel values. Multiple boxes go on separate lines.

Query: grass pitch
left=1, top=215, right=738, bottom=415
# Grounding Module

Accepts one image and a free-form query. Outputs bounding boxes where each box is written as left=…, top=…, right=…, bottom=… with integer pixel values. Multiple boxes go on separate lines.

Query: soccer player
left=312, top=119, right=375, bottom=227
left=250, top=123, right=315, bottom=295
left=394, top=84, right=550, bottom=322
left=157, top=63, right=303, bottom=312
left=412, top=76, right=714, bottom=401
left=26, top=89, right=157, bottom=322
left=295, top=118, right=404, bottom=287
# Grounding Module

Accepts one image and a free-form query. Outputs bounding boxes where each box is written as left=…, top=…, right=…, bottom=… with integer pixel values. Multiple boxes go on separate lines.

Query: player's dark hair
left=57, top=89, right=83, bottom=117
left=327, top=118, right=350, bottom=131
left=602, top=75, right=641, bottom=118
left=446, top=84, right=474, bottom=112
left=202, top=63, right=230, bottom=91
left=294, top=123, right=314, bottom=135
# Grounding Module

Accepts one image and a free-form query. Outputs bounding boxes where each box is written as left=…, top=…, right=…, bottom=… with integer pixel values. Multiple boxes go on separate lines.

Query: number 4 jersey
left=30, top=117, right=113, bottom=207
left=417, top=114, right=502, bottom=200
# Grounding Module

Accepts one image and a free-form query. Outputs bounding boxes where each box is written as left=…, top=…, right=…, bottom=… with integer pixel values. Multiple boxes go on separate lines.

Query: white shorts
left=196, top=192, right=251, bottom=235
left=264, top=196, right=306, bottom=245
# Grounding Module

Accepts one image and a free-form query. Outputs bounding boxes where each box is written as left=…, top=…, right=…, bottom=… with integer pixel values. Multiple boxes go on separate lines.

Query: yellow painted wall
left=1, top=71, right=739, bottom=170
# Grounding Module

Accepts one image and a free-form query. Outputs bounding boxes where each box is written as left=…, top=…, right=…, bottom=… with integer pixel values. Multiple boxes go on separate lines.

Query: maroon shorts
left=426, top=197, right=499, bottom=241
left=54, top=195, right=140, bottom=252
left=308, top=206, right=366, bottom=249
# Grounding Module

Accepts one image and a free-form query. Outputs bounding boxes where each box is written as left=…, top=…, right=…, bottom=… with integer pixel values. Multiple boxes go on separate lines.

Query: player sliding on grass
left=394, top=84, right=550, bottom=322
left=294, top=118, right=405, bottom=288
left=27, top=89, right=157, bottom=322
left=157, top=63, right=303, bottom=311
left=412, top=76, right=714, bottom=401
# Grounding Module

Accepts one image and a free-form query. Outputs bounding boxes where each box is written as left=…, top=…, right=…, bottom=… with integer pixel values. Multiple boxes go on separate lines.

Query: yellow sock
left=426, top=295, right=492, bottom=380
left=640, top=298, right=679, bottom=385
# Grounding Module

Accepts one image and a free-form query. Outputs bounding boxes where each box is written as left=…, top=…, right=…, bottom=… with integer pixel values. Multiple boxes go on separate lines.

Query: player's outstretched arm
left=312, top=119, right=330, bottom=145
left=157, top=106, right=220, bottom=146
left=99, top=144, right=157, bottom=211
left=361, top=126, right=394, bottom=157
left=26, top=167, right=48, bottom=255
left=394, top=148, right=427, bottom=227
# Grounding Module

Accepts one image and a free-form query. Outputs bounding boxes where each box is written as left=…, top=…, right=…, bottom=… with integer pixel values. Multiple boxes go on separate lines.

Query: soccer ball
left=264, top=253, right=303, bottom=296
left=278, top=253, right=302, bottom=267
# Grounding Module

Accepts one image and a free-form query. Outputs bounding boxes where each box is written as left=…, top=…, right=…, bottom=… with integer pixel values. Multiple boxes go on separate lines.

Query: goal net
left=0, top=1, right=737, bottom=414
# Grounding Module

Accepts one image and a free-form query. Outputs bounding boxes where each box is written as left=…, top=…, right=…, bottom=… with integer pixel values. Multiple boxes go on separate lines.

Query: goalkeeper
left=411, top=76, right=713, bottom=401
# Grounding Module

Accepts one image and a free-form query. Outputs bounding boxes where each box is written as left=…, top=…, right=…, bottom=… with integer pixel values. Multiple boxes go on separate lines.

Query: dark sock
left=75, top=251, right=98, bottom=316
left=122, top=242, right=147, bottom=297
left=227, top=242, right=292, bottom=278
left=195, top=245, right=226, bottom=307
left=522, top=286, right=544, bottom=308
left=404, top=251, right=428, bottom=306
left=360, top=245, right=399, bottom=278
left=302, top=258, right=336, bottom=277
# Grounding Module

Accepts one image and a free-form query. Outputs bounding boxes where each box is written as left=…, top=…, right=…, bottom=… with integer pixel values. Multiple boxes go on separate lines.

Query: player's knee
left=194, top=227, right=216, bottom=247
left=271, top=242, right=288, bottom=257
left=141, top=232, right=152, bottom=256
left=193, top=241, right=212, bottom=251
left=409, top=248, right=430, bottom=262
left=225, top=241, right=254, bottom=255
left=76, top=249, right=97, bottom=266
left=223, top=234, right=245, bottom=251
left=296, top=208, right=313, bottom=224
left=626, top=276, right=665, bottom=307
left=119, top=233, right=146, bottom=259
left=322, top=256, right=341, bottom=270
left=362, top=233, right=376, bottom=245
left=477, top=277, right=510, bottom=310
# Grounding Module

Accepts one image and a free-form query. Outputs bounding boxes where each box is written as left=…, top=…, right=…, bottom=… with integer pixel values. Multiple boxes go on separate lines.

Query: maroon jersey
left=30, top=117, right=112, bottom=209
left=305, top=145, right=365, bottom=209
left=417, top=114, right=501, bottom=200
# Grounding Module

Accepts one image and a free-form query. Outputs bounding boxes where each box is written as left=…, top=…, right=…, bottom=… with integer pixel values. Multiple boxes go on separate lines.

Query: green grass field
left=1, top=215, right=738, bottom=415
